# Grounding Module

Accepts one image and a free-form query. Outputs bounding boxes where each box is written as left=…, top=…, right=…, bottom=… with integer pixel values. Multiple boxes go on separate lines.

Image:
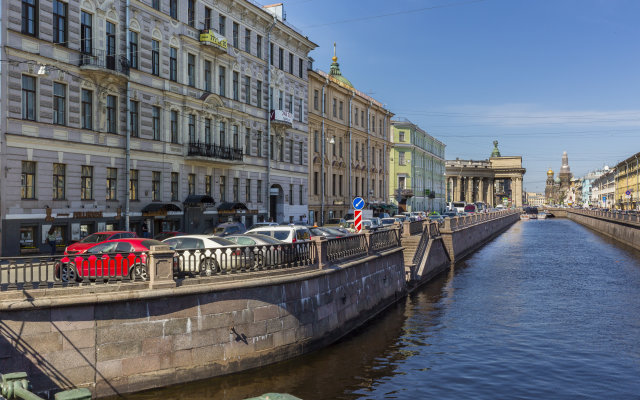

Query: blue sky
left=261, top=0, right=640, bottom=192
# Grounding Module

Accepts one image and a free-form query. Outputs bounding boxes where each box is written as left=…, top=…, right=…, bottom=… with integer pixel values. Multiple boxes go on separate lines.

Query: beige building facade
left=307, top=50, right=393, bottom=224
left=0, top=0, right=315, bottom=255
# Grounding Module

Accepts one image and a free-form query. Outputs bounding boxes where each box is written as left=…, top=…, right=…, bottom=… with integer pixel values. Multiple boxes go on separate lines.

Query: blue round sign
left=352, top=197, right=365, bottom=210
left=626, top=190, right=631, bottom=196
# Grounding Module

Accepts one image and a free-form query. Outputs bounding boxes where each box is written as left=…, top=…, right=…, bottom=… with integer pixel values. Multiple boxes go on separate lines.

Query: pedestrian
left=46, top=227, right=57, bottom=257
left=141, top=222, right=149, bottom=238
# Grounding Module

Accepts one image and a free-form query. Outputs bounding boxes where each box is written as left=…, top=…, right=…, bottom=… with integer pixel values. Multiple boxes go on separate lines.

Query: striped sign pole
left=354, top=210, right=362, bottom=233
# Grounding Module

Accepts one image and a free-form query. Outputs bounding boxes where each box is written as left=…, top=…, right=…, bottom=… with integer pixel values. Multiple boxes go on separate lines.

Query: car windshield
left=80, top=233, right=112, bottom=243
left=209, top=237, right=235, bottom=246
left=248, top=235, right=283, bottom=244
left=274, top=231, right=290, bottom=241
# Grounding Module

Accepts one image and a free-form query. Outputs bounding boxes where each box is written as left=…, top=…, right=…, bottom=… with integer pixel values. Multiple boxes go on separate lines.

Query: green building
left=389, top=119, right=446, bottom=213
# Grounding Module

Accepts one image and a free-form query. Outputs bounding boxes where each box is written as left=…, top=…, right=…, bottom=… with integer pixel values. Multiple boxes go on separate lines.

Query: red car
left=64, top=231, right=137, bottom=255
left=56, top=238, right=164, bottom=282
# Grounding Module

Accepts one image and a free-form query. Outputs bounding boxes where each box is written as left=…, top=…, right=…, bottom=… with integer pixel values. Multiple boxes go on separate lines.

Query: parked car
left=248, top=222, right=279, bottom=229
left=153, top=231, right=185, bottom=241
left=443, top=211, right=458, bottom=218
left=324, top=218, right=346, bottom=228
left=309, top=227, right=349, bottom=239
left=56, top=238, right=164, bottom=282
left=225, top=234, right=287, bottom=268
left=428, top=214, right=445, bottom=224
left=464, top=204, right=477, bottom=214
left=381, top=217, right=403, bottom=234
left=245, top=225, right=311, bottom=243
left=210, top=221, right=246, bottom=237
left=392, top=214, right=409, bottom=222
left=65, top=231, right=137, bottom=255
left=447, top=201, right=467, bottom=214
left=163, top=234, right=251, bottom=275
left=344, top=219, right=374, bottom=233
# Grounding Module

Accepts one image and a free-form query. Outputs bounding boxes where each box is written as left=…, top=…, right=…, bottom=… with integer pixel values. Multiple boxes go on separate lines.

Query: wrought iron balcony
left=188, top=141, right=243, bottom=161
left=79, top=49, right=130, bottom=76
left=395, top=188, right=414, bottom=199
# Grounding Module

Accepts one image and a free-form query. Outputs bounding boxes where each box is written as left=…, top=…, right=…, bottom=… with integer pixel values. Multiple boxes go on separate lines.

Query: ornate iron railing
left=409, top=220, right=423, bottom=235
left=326, top=235, right=368, bottom=262
left=188, top=141, right=243, bottom=161
left=78, top=49, right=130, bottom=76
left=369, top=229, right=401, bottom=252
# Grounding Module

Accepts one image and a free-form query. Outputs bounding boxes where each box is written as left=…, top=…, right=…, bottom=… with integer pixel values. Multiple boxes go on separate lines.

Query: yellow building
left=307, top=46, right=393, bottom=224
left=614, top=152, right=640, bottom=210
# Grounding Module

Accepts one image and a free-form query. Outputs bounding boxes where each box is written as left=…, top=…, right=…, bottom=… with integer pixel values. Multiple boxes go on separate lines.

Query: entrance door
left=269, top=185, right=283, bottom=223
left=106, top=21, right=116, bottom=70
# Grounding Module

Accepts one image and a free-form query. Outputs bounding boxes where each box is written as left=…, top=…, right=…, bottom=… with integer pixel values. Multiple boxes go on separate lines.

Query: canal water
left=122, top=219, right=640, bottom=399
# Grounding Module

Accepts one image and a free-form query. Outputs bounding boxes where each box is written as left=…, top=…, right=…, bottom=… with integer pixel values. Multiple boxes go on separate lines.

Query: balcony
left=79, top=49, right=130, bottom=79
left=187, top=142, right=243, bottom=164
left=395, top=188, right=415, bottom=200
left=270, top=109, right=293, bottom=129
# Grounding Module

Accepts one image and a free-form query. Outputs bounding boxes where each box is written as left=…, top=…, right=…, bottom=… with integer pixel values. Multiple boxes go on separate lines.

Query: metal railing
left=369, top=229, right=401, bottom=252
left=173, top=242, right=316, bottom=277
left=78, top=49, right=130, bottom=76
left=0, top=371, right=91, bottom=400
left=409, top=220, right=423, bottom=235
left=326, top=235, right=369, bottom=262
left=188, top=141, right=243, bottom=161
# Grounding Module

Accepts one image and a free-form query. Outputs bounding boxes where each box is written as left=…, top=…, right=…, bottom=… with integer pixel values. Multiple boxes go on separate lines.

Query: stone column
left=467, top=177, right=474, bottom=203
left=488, top=178, right=494, bottom=206
left=515, top=176, right=524, bottom=207
left=478, top=178, right=485, bottom=203
left=456, top=177, right=462, bottom=202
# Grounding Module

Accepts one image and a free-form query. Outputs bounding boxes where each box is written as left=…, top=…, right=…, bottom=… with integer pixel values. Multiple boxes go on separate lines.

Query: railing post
left=364, top=231, right=373, bottom=255
left=402, top=221, right=411, bottom=238
left=147, top=245, right=176, bottom=289
left=311, top=237, right=328, bottom=269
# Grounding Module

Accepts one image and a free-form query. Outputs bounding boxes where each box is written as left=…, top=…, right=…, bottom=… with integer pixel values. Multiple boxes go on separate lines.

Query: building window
left=279, top=138, right=284, bottom=161
left=187, top=53, right=195, bottom=86
left=298, top=98, right=303, bottom=122
left=289, top=52, right=294, bottom=74
left=339, top=101, right=344, bottom=120
left=244, top=76, right=250, bottom=104
left=129, top=169, right=139, bottom=200
left=53, top=82, right=66, bottom=125
left=232, top=22, right=239, bottom=47
left=188, top=174, right=196, bottom=195
left=205, top=175, right=212, bottom=196
left=232, top=71, right=239, bottom=101
left=52, top=0, right=67, bottom=45
left=170, top=47, right=177, bottom=81
left=106, top=22, right=115, bottom=69
left=106, top=95, right=117, bottom=133
left=257, top=35, right=263, bottom=59
left=257, top=180, right=262, bottom=203
left=245, top=179, right=251, bottom=202
left=81, top=89, right=92, bottom=130
left=220, top=176, right=226, bottom=202
left=355, top=142, right=359, bottom=161
left=399, top=151, right=405, bottom=165
left=332, top=98, right=337, bottom=117
left=170, top=0, right=177, bottom=19
left=129, top=100, right=139, bottom=137
left=219, top=14, right=226, bottom=35
left=204, top=7, right=212, bottom=30
left=219, top=66, right=226, bottom=97
left=81, top=11, right=92, bottom=54
left=205, top=118, right=211, bottom=145
left=106, top=168, right=117, bottom=200
left=129, top=31, right=138, bottom=69
left=270, top=43, right=274, bottom=65
left=278, top=90, right=283, bottom=110
left=339, top=137, right=343, bottom=157
left=372, top=117, right=375, bottom=132
left=399, top=131, right=405, bottom=142
left=232, top=125, right=239, bottom=149
left=314, top=131, right=319, bottom=153
left=151, top=40, right=160, bottom=76
left=188, top=0, right=195, bottom=27
left=245, top=128, right=251, bottom=156
left=22, top=75, right=36, bottom=121
left=355, top=177, right=359, bottom=196
left=52, top=163, right=65, bottom=200
left=152, top=171, right=160, bottom=201
left=361, top=112, right=364, bottom=127
left=21, top=161, right=36, bottom=199
left=170, top=110, right=178, bottom=143
left=245, top=28, right=251, bottom=53
left=219, top=121, right=226, bottom=147
left=332, top=174, right=336, bottom=196
left=257, top=132, right=262, bottom=157
left=313, top=90, right=319, bottom=110
left=188, top=114, right=195, bottom=143
left=314, top=172, right=319, bottom=196
left=278, top=47, right=283, bottom=70
left=299, top=185, right=303, bottom=205
left=339, top=175, right=343, bottom=196
left=171, top=173, right=179, bottom=201
left=354, top=108, right=358, bottom=126
left=81, top=165, right=93, bottom=200
left=152, top=106, right=160, bottom=140
left=299, top=142, right=303, bottom=164
left=289, top=185, right=294, bottom=205
left=299, top=58, right=303, bottom=78
left=22, top=0, right=38, bottom=36
left=152, top=0, right=160, bottom=10
left=289, top=140, right=294, bottom=163
left=256, top=80, right=262, bottom=108
left=204, top=60, right=212, bottom=92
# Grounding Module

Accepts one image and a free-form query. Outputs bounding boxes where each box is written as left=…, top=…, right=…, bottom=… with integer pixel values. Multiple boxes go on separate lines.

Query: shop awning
left=183, top=195, right=215, bottom=206
left=217, top=202, right=249, bottom=211
left=141, top=203, right=182, bottom=213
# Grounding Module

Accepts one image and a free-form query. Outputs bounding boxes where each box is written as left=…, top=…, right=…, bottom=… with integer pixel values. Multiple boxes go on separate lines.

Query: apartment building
left=0, top=0, right=315, bottom=255
left=307, top=48, right=393, bottom=224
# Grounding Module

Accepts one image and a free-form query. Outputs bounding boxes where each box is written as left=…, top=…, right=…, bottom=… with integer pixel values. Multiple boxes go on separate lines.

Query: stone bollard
left=402, top=221, right=411, bottom=238
left=311, top=237, right=328, bottom=269
left=364, top=231, right=373, bottom=255
left=147, top=245, right=177, bottom=289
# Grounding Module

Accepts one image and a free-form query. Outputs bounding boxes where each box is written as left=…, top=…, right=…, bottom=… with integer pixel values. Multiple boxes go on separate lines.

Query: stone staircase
left=402, top=234, right=423, bottom=269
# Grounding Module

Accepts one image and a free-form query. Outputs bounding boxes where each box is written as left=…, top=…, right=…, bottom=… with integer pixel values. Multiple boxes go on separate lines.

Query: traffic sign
left=602, top=196, right=607, bottom=202
left=352, top=197, right=365, bottom=210
left=625, top=190, right=631, bottom=196
left=354, top=210, right=363, bottom=233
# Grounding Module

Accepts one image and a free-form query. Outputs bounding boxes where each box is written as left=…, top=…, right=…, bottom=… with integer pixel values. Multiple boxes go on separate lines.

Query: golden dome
left=547, top=169, right=554, bottom=176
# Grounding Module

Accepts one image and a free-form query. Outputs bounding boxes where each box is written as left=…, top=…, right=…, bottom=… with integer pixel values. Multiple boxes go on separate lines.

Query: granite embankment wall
left=560, top=209, right=640, bottom=250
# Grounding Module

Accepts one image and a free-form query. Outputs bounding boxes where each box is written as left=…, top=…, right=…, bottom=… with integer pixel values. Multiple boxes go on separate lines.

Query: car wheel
left=200, top=258, right=220, bottom=277
left=130, top=264, right=149, bottom=281
left=59, top=263, right=80, bottom=283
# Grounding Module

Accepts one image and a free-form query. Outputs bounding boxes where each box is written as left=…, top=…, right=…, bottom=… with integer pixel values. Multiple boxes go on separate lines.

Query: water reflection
left=114, top=219, right=640, bottom=399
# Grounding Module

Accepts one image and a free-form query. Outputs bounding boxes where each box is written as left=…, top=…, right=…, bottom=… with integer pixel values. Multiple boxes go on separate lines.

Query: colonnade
left=447, top=176, right=523, bottom=207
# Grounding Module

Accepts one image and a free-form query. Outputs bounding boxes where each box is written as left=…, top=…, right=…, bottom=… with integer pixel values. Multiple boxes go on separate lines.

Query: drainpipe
left=348, top=90, right=355, bottom=208
left=266, top=16, right=277, bottom=221
left=320, top=78, right=328, bottom=225
left=124, top=0, right=131, bottom=231
left=366, top=102, right=371, bottom=205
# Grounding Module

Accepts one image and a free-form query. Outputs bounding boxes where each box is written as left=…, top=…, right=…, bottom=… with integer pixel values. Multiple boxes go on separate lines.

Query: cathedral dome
left=547, top=169, right=554, bottom=176
left=554, top=177, right=561, bottom=184
left=328, top=43, right=354, bottom=89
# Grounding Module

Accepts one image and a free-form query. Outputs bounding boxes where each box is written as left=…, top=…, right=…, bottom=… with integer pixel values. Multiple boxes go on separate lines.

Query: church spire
left=328, top=42, right=354, bottom=88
